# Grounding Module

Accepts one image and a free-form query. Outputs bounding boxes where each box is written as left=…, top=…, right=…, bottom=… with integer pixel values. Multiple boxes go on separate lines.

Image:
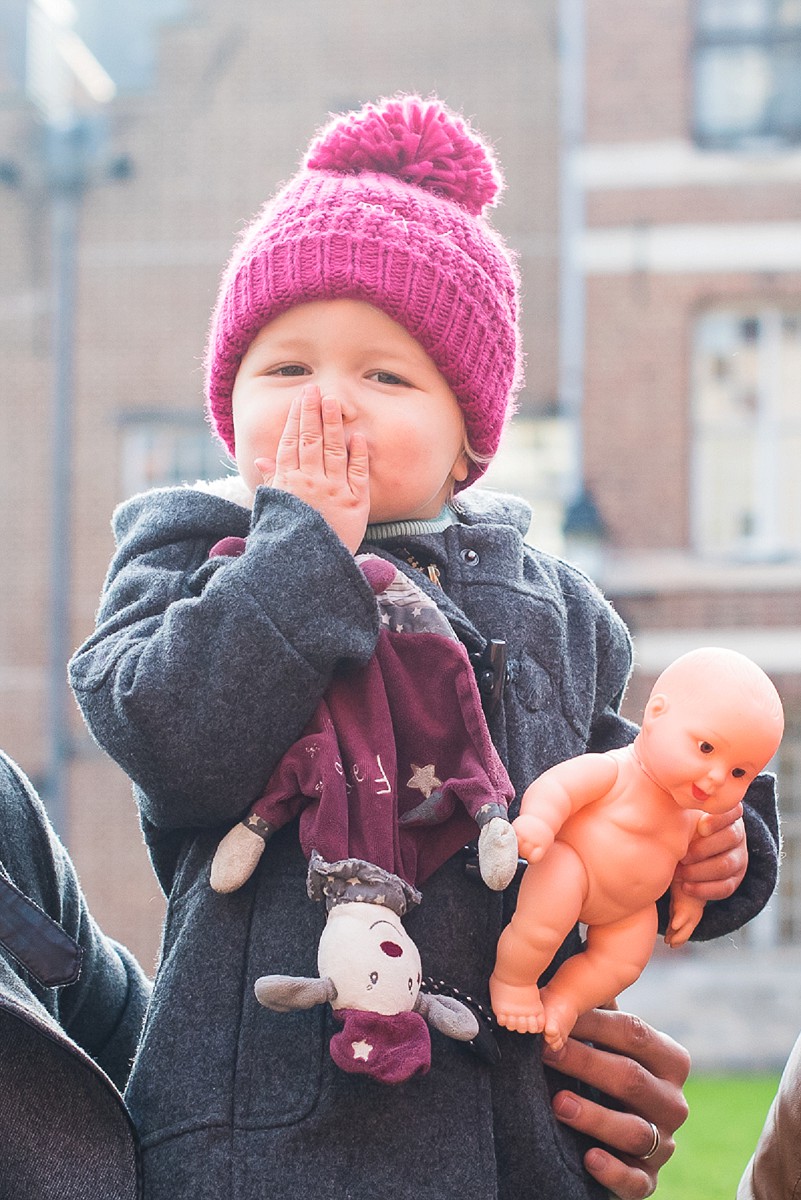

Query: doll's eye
left=732, top=767, right=746, bottom=778
left=700, top=742, right=714, bottom=754
left=369, top=971, right=378, bottom=985
left=408, top=977, right=414, bottom=992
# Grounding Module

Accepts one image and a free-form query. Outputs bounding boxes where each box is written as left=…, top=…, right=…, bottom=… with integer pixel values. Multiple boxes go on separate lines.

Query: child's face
left=231, top=299, right=469, bottom=523
left=639, top=692, right=775, bottom=813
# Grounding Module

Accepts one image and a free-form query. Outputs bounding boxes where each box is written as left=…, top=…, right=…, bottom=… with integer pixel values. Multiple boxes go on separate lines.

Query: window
left=691, top=308, right=801, bottom=559
left=120, top=413, right=232, bottom=498
left=694, top=0, right=801, bottom=146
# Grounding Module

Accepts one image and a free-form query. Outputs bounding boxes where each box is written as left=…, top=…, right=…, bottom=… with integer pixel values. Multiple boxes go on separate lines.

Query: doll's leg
left=539, top=905, right=659, bottom=1051
left=489, top=842, right=586, bottom=1033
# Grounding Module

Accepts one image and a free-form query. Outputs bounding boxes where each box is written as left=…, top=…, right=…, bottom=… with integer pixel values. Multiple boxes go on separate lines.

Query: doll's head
left=636, top=647, right=784, bottom=813
left=204, top=94, right=522, bottom=491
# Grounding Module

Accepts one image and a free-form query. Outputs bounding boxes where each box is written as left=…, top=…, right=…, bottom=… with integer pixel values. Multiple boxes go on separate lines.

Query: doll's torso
left=558, top=747, right=700, bottom=926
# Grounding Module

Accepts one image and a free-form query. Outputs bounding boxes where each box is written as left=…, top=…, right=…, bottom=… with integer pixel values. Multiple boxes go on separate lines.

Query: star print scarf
left=242, top=554, right=513, bottom=887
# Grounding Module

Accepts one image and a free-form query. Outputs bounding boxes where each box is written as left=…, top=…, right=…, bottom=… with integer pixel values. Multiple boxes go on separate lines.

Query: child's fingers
left=320, top=394, right=349, bottom=478
left=254, top=457, right=276, bottom=485
left=297, top=385, right=324, bottom=471
left=675, top=826, right=748, bottom=897
left=346, top=431, right=370, bottom=498
left=695, top=803, right=743, bottom=839
left=679, top=818, right=745, bottom=867
left=274, top=392, right=303, bottom=472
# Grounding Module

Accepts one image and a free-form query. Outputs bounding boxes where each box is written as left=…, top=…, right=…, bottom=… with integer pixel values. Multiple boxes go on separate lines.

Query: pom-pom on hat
left=204, top=94, right=523, bottom=487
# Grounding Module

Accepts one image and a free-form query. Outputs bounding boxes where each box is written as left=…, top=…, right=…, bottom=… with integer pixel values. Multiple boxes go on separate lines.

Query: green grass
left=655, top=1072, right=780, bottom=1199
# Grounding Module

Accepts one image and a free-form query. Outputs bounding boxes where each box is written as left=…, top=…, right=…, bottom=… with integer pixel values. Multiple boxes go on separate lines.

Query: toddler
left=69, top=95, right=779, bottom=1200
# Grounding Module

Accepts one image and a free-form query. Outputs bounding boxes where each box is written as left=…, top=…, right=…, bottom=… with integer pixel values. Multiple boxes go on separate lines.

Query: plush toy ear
left=414, top=992, right=479, bottom=1042
left=254, top=974, right=337, bottom=1013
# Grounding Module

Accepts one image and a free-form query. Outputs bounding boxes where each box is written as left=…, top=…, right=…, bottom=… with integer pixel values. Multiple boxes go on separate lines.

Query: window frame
left=692, top=0, right=801, bottom=148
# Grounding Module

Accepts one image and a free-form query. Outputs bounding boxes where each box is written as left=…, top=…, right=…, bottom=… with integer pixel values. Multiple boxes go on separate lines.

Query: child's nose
left=317, top=371, right=360, bottom=421
left=334, top=383, right=360, bottom=423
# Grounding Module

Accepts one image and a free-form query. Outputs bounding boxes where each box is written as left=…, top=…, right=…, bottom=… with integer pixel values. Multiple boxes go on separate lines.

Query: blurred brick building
left=575, top=0, right=801, bottom=948
left=1, top=0, right=799, bottom=993
left=0, top=0, right=560, bottom=966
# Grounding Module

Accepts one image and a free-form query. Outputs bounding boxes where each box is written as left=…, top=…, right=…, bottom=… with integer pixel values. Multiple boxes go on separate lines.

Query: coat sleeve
left=69, top=485, right=380, bottom=831
left=737, top=1030, right=801, bottom=1200
left=0, top=752, right=151, bottom=1093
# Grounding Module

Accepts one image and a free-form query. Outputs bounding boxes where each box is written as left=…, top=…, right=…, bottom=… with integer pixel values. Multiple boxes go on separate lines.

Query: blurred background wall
left=0, top=0, right=799, bottom=1066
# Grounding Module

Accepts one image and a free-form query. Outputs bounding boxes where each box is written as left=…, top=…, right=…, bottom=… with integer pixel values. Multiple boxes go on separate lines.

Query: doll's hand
left=543, top=1006, right=690, bottom=1200
left=664, top=887, right=704, bottom=948
left=672, top=802, right=747, bottom=901
left=512, top=812, right=555, bottom=863
left=258, top=385, right=371, bottom=554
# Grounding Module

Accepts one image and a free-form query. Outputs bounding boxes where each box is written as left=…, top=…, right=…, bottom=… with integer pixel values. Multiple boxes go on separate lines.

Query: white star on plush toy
left=407, top=763, right=441, bottom=798
left=351, top=1039, right=373, bottom=1061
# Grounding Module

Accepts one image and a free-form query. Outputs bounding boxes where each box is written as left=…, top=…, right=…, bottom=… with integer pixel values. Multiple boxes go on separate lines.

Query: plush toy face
left=317, top=902, right=422, bottom=1016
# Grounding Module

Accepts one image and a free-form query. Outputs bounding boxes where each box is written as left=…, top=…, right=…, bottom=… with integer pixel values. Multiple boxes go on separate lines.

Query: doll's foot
left=210, top=822, right=267, bottom=893
left=540, top=993, right=580, bottom=1052
left=489, top=975, right=545, bottom=1034
left=478, top=817, right=519, bottom=891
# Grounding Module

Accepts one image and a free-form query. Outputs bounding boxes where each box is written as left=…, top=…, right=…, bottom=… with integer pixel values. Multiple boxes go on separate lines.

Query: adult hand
left=257, top=385, right=370, bottom=553
left=542, top=1006, right=690, bottom=1200
left=673, top=802, right=747, bottom=901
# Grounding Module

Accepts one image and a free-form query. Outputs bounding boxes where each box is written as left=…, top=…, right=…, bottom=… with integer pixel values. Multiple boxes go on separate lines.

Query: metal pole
left=43, top=127, right=84, bottom=836
left=557, top=0, right=586, bottom=503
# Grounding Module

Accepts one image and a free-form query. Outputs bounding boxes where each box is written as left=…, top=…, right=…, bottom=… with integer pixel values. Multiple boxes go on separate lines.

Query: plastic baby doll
left=490, top=647, right=784, bottom=1051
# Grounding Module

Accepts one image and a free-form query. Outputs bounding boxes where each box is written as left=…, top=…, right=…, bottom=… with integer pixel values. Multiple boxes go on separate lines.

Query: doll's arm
left=515, top=753, right=619, bottom=862
left=656, top=774, right=779, bottom=942
left=69, top=486, right=380, bottom=831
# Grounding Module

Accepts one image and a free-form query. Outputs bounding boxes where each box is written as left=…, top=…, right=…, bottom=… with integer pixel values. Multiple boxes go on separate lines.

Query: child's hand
left=256, top=385, right=370, bottom=553
left=512, top=813, right=555, bottom=863
left=672, top=802, right=747, bottom=902
left=543, top=1006, right=690, bottom=1200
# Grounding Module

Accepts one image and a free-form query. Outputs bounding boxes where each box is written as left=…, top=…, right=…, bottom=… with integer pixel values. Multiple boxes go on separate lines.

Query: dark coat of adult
left=0, top=751, right=151, bottom=1200
left=69, top=484, right=780, bottom=1200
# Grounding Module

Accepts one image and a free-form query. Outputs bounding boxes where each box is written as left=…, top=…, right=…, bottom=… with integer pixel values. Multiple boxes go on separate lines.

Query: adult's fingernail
left=554, top=1094, right=581, bottom=1120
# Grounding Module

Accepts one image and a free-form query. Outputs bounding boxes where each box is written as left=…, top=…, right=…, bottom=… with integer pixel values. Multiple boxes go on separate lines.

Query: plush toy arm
left=210, top=819, right=270, bottom=893
left=665, top=878, right=706, bottom=948
left=414, top=991, right=479, bottom=1042
left=254, top=973, right=336, bottom=1012
left=476, top=812, right=519, bottom=891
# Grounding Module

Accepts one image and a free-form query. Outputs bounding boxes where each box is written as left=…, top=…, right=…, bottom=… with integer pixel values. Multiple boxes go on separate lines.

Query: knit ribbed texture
left=204, top=95, right=523, bottom=488
left=363, top=505, right=459, bottom=543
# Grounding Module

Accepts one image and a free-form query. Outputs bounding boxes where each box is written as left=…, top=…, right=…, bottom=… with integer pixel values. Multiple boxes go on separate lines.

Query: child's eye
left=269, top=364, right=309, bottom=377
left=732, top=767, right=746, bottom=778
left=699, top=742, right=714, bottom=754
left=370, top=370, right=410, bottom=386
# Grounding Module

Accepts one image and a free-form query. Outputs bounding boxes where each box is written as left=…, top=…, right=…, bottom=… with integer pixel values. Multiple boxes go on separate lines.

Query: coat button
left=460, top=548, right=480, bottom=565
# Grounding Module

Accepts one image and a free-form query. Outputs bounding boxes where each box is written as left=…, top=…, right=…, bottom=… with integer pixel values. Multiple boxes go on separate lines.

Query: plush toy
left=254, top=853, right=480, bottom=1084
left=489, top=647, right=784, bottom=1051
left=211, top=550, right=518, bottom=1082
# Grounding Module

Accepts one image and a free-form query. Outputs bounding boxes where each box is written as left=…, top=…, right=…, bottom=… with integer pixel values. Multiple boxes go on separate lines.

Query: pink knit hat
left=204, top=95, right=523, bottom=487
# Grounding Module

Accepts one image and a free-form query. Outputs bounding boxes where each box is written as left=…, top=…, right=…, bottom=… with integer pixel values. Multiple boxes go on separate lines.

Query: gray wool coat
left=0, top=751, right=151, bottom=1200
left=69, top=484, right=780, bottom=1200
